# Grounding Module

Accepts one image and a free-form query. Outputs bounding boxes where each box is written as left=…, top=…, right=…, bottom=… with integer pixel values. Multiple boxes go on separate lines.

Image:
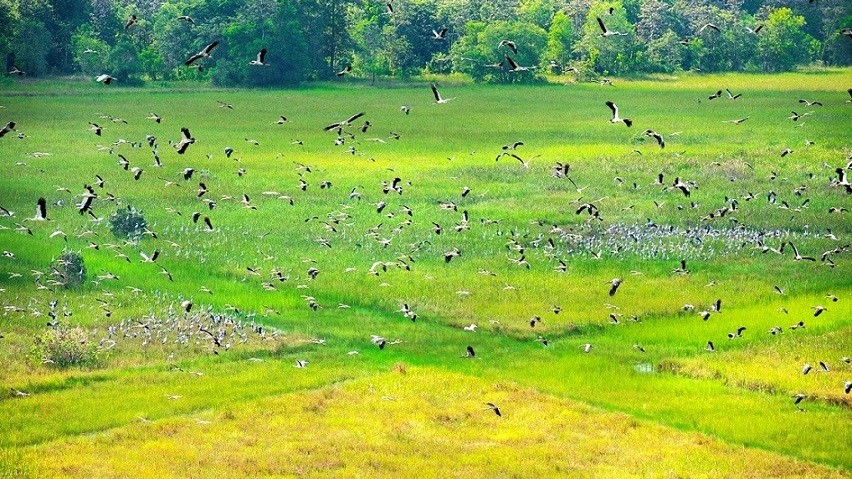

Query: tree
left=544, top=10, right=575, bottom=67
left=637, top=29, right=683, bottom=73
left=757, top=7, right=819, bottom=72
left=574, top=1, right=637, bottom=75
left=451, top=20, right=548, bottom=83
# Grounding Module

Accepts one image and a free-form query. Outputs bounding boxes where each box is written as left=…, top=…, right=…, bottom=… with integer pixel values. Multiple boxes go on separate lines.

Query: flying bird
left=498, top=40, right=518, bottom=54
left=597, top=17, right=628, bottom=37
left=431, top=28, right=447, bottom=40
left=174, top=127, right=195, bottom=154
left=185, top=41, right=219, bottom=66
left=336, top=65, right=352, bottom=77
left=430, top=83, right=455, bottom=104
left=249, top=48, right=268, bottom=66
left=643, top=129, right=664, bottom=148
left=95, top=74, right=116, bottom=85
left=485, top=403, right=502, bottom=416
left=324, top=112, right=366, bottom=131
left=608, top=278, right=622, bottom=296
left=0, top=121, right=15, bottom=138
left=605, top=101, right=632, bottom=126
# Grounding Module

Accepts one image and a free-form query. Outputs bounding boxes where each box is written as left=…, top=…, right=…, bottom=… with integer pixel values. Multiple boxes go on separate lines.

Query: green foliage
left=30, top=326, right=102, bottom=368
left=638, top=29, right=683, bottom=73
left=451, top=20, right=548, bottom=83
left=109, top=206, right=147, bottom=241
left=575, top=1, right=637, bottom=75
left=544, top=10, right=574, bottom=67
left=11, top=18, right=52, bottom=76
left=757, top=8, right=820, bottom=73
left=50, top=250, right=86, bottom=289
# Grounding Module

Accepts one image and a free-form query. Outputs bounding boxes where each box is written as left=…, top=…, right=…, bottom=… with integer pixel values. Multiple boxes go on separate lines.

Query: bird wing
left=605, top=101, right=617, bottom=116
left=185, top=53, right=202, bottom=65
left=258, top=48, right=267, bottom=63
left=431, top=84, right=441, bottom=102
left=203, top=41, right=219, bottom=55
left=505, top=56, right=519, bottom=70
left=181, top=127, right=192, bottom=141
left=345, top=112, right=366, bottom=124
left=597, top=17, right=607, bottom=33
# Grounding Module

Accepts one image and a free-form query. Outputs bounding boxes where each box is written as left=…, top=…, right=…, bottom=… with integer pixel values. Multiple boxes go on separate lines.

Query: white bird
left=185, top=41, right=219, bottom=66
left=249, top=48, right=268, bottom=66
left=605, top=101, right=632, bottom=127
left=95, top=74, right=116, bottom=85
left=597, top=17, right=628, bottom=37
left=430, top=83, right=455, bottom=104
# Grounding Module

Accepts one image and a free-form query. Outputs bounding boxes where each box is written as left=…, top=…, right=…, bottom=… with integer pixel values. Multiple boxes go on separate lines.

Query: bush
left=51, top=250, right=86, bottom=288
left=31, top=326, right=102, bottom=368
left=110, top=205, right=147, bottom=240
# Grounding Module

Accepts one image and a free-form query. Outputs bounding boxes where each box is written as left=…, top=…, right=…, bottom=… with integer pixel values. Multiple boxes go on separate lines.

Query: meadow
left=0, top=70, right=850, bottom=478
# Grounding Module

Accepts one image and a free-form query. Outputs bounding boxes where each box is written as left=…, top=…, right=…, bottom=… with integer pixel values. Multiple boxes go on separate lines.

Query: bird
left=505, top=56, right=533, bottom=72
left=785, top=242, right=815, bottom=261
left=95, top=74, right=116, bottom=85
left=88, top=123, right=102, bottom=136
left=608, top=278, right=622, bottom=296
left=147, top=113, right=162, bottom=123
left=672, top=177, right=691, bottom=197
left=727, top=327, right=746, bottom=339
left=798, top=99, right=822, bottom=107
left=724, top=117, right=750, bottom=124
left=745, top=25, right=764, bottom=34
left=802, top=363, right=812, bottom=375
left=0, top=121, right=15, bottom=138
left=125, top=14, right=138, bottom=29
left=498, top=40, right=518, bottom=54
left=430, top=84, right=455, bottom=104
left=725, top=88, right=741, bottom=100
left=295, top=360, right=309, bottom=368
left=336, top=65, right=352, bottom=77
left=324, top=112, right=365, bottom=131
left=597, top=17, right=628, bottom=37
left=465, top=345, right=476, bottom=358
left=444, top=247, right=461, bottom=263
left=431, top=28, right=447, bottom=40
left=8, top=65, right=24, bottom=75
left=812, top=306, right=826, bottom=317
left=485, top=403, right=502, bottom=416
left=249, top=48, right=268, bottom=66
left=33, top=198, right=48, bottom=221
left=705, top=341, right=716, bottom=352
left=642, top=129, right=664, bottom=148
left=582, top=343, right=593, bottom=353
left=174, top=127, right=195, bottom=154
left=845, top=381, right=852, bottom=394
left=177, top=15, right=195, bottom=24
left=708, top=90, right=723, bottom=100
left=698, top=23, right=720, bottom=34
left=185, top=41, right=219, bottom=66
left=605, top=101, right=632, bottom=126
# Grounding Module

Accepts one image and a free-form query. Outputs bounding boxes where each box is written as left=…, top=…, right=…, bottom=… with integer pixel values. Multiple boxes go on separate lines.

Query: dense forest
left=1, top=0, right=850, bottom=85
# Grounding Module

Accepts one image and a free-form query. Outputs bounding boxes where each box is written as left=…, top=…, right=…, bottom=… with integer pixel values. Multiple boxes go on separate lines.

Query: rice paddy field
left=0, top=70, right=850, bottom=478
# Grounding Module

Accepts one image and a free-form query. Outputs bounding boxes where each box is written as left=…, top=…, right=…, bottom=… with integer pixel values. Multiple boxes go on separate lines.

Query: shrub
left=31, top=326, right=102, bottom=368
left=51, top=250, right=86, bottom=288
left=110, top=205, right=147, bottom=240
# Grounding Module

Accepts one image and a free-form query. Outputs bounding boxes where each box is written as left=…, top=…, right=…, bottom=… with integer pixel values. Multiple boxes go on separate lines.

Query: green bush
left=51, top=250, right=86, bottom=288
left=110, top=205, right=147, bottom=240
left=31, top=326, right=102, bottom=368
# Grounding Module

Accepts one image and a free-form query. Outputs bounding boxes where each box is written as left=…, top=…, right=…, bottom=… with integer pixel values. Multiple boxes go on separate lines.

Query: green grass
left=0, top=70, right=850, bottom=477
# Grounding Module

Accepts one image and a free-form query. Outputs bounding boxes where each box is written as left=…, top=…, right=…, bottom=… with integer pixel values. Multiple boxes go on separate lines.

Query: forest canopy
left=2, top=0, right=850, bottom=85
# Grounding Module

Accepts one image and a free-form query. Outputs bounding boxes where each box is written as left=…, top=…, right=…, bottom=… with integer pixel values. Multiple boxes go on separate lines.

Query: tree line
left=1, top=0, right=849, bottom=85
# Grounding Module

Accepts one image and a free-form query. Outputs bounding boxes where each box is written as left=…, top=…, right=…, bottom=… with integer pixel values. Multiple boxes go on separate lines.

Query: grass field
left=0, top=70, right=850, bottom=477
